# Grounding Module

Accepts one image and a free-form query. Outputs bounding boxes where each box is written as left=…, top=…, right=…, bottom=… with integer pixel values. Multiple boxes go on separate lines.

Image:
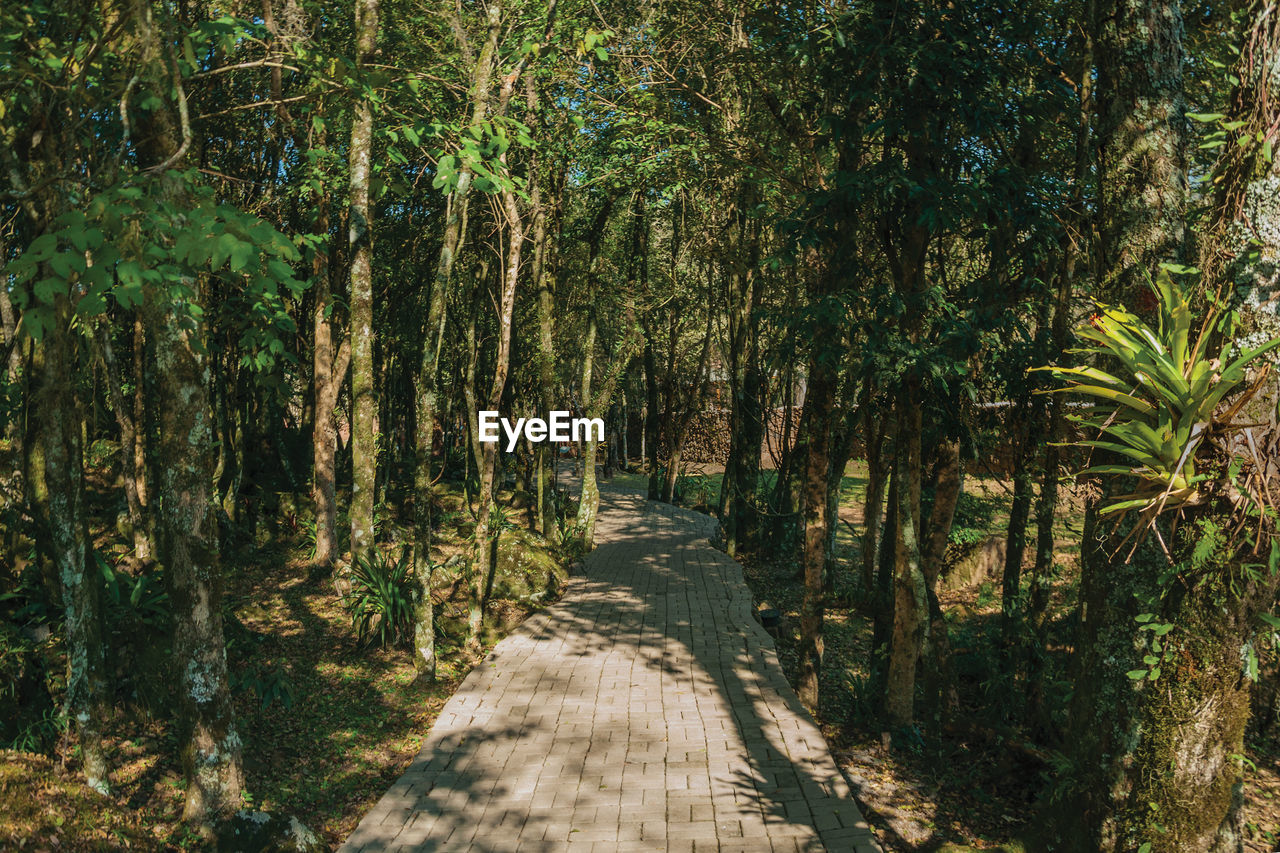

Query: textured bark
left=867, top=446, right=899, bottom=701
left=1001, top=404, right=1036, bottom=632
left=576, top=315, right=642, bottom=547
left=39, top=301, right=110, bottom=794
left=575, top=312, right=601, bottom=544
left=348, top=0, right=380, bottom=563
left=1036, top=0, right=1204, bottom=848
left=125, top=0, right=243, bottom=829
left=797, top=351, right=836, bottom=708
left=530, top=154, right=562, bottom=536
left=131, top=318, right=148, bottom=508
left=1093, top=0, right=1188, bottom=303
left=921, top=437, right=960, bottom=720
left=311, top=137, right=342, bottom=572
left=860, top=408, right=890, bottom=593
left=92, top=323, right=150, bottom=560
left=573, top=198, right=641, bottom=547
left=471, top=176, right=526, bottom=645
left=884, top=386, right=925, bottom=728
left=720, top=203, right=763, bottom=556
left=0, top=286, right=21, bottom=388
left=642, top=320, right=662, bottom=500
left=150, top=285, right=243, bottom=830
left=723, top=331, right=763, bottom=551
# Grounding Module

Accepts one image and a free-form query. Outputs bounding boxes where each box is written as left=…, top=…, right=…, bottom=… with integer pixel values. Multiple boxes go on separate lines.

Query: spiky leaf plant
left=345, top=549, right=417, bottom=648
left=1034, top=269, right=1280, bottom=532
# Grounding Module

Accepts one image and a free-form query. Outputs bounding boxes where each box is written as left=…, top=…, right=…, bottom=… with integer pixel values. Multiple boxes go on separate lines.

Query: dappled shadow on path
left=340, top=478, right=878, bottom=852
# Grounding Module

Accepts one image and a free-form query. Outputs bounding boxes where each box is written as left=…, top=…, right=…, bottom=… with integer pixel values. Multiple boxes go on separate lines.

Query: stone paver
left=340, top=485, right=880, bottom=852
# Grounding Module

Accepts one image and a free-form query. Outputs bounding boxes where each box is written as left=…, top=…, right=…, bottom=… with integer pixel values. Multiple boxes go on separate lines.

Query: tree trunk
left=1001, top=404, right=1036, bottom=636
left=125, top=0, right=243, bottom=829
left=131, top=317, right=148, bottom=509
left=311, top=139, right=342, bottom=573
left=1036, top=0, right=1199, bottom=847
left=348, top=0, right=379, bottom=564
left=884, top=384, right=925, bottom=728
left=721, top=213, right=763, bottom=556
left=471, top=175, right=526, bottom=646
left=867, top=444, right=899, bottom=703
left=642, top=320, right=662, bottom=500
left=921, top=437, right=960, bottom=721
left=408, top=4, right=498, bottom=671
left=797, top=349, right=837, bottom=708
left=150, top=283, right=244, bottom=831
left=1094, top=0, right=1187, bottom=305
left=530, top=151, right=561, bottom=536
left=39, top=300, right=110, bottom=793
left=575, top=311, right=600, bottom=544
left=92, top=323, right=150, bottom=561
left=861, top=407, right=890, bottom=593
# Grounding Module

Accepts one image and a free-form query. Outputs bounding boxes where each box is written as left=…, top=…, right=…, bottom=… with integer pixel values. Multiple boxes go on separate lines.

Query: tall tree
left=348, top=0, right=380, bottom=564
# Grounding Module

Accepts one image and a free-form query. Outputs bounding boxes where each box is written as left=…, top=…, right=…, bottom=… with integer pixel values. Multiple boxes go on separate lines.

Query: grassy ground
left=0, top=457, right=565, bottom=851
left=668, top=459, right=1280, bottom=851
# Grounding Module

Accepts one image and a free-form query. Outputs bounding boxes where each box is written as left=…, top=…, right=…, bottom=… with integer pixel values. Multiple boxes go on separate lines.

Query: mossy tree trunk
left=721, top=201, right=763, bottom=557
left=884, top=382, right=926, bottom=728
left=1093, top=0, right=1188, bottom=306
left=124, top=0, right=244, bottom=830
left=921, top=436, right=961, bottom=720
left=311, top=122, right=349, bottom=574
left=1032, top=1, right=1280, bottom=849
left=347, top=0, right=380, bottom=565
left=530, top=118, right=563, bottom=537
left=860, top=405, right=891, bottom=593
left=39, top=299, right=110, bottom=794
left=150, top=280, right=244, bottom=831
left=642, top=318, right=662, bottom=500
left=797, top=332, right=838, bottom=708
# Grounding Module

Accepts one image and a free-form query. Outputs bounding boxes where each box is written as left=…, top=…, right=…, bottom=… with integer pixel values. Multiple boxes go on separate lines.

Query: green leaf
left=229, top=240, right=254, bottom=273
left=1127, top=669, right=1148, bottom=680
left=33, top=277, right=63, bottom=304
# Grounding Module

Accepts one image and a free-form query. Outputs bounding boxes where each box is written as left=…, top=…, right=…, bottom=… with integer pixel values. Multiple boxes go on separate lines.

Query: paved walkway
left=340, top=487, right=879, bottom=852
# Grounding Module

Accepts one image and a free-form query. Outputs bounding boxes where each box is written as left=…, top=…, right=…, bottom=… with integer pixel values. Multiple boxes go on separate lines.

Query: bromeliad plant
left=1035, top=268, right=1280, bottom=538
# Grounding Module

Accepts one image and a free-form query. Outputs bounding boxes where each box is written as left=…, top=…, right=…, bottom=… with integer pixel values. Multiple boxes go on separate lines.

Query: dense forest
left=5, top=0, right=1280, bottom=850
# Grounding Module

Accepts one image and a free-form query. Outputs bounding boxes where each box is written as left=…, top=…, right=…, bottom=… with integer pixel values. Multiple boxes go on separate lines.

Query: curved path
left=340, top=487, right=879, bottom=852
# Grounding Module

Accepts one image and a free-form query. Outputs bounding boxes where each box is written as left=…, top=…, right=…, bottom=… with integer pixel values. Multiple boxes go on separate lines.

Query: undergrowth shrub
left=345, top=549, right=416, bottom=648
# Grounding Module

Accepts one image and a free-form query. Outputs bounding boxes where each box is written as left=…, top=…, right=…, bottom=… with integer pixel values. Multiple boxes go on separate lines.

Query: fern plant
left=1035, top=268, right=1280, bottom=532
left=345, top=549, right=416, bottom=648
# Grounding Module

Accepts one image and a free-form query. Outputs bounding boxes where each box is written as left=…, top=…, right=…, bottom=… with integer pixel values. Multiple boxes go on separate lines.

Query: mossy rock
left=491, top=527, right=565, bottom=604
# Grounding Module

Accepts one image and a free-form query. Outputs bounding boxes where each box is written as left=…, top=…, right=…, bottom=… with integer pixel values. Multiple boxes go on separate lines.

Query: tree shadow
left=341, top=477, right=878, bottom=851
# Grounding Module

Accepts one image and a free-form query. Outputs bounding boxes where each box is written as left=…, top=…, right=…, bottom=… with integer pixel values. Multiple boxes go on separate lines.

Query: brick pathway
left=339, top=486, right=879, bottom=852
